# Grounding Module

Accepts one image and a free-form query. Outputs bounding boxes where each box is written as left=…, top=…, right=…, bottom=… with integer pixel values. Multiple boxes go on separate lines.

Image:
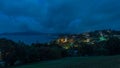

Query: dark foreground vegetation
left=14, top=55, right=120, bottom=68
left=0, top=30, right=120, bottom=68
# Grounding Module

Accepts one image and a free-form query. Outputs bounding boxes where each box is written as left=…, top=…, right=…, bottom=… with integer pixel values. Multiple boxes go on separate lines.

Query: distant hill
left=0, top=32, right=46, bottom=35
left=0, top=32, right=61, bottom=36
left=0, top=30, right=120, bottom=36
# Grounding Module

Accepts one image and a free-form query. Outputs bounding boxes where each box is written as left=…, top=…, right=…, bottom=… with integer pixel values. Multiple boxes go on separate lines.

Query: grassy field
left=14, top=55, right=120, bottom=68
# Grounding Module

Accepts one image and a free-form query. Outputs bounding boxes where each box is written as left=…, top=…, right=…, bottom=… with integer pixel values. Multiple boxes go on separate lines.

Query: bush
left=47, top=47, right=63, bottom=59
left=105, top=37, right=120, bottom=55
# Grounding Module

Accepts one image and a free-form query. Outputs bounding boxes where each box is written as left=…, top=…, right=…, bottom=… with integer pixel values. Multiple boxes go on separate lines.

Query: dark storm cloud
left=0, top=0, right=120, bottom=33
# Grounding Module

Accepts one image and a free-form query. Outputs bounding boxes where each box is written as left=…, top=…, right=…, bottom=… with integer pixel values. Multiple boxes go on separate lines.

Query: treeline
left=0, top=38, right=67, bottom=67
left=0, top=36, right=120, bottom=67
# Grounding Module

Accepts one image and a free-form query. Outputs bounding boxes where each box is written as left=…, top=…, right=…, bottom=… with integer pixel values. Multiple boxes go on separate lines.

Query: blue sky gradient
left=0, top=0, right=120, bottom=33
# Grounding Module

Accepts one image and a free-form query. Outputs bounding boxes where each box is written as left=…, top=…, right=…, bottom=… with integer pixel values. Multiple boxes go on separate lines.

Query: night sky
left=0, top=0, right=120, bottom=33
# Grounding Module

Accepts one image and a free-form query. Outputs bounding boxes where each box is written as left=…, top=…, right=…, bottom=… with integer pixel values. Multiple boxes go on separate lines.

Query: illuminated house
left=83, top=32, right=90, bottom=38
left=83, top=38, right=91, bottom=43
left=68, top=38, right=74, bottom=43
left=99, top=31, right=107, bottom=41
left=56, top=36, right=76, bottom=49
left=57, top=37, right=68, bottom=44
left=99, top=36, right=107, bottom=41
left=74, top=44, right=79, bottom=48
left=113, top=35, right=120, bottom=39
left=63, top=44, right=71, bottom=49
left=99, top=31, right=103, bottom=36
left=107, top=30, right=111, bottom=33
left=57, top=36, right=75, bottom=44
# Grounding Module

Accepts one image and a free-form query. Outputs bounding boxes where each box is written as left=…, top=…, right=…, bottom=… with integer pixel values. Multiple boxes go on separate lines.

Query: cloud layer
left=0, top=0, right=120, bottom=33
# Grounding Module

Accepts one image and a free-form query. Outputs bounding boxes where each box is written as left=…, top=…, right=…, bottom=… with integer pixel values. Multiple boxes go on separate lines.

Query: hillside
left=14, top=55, right=120, bottom=68
left=0, top=30, right=120, bottom=68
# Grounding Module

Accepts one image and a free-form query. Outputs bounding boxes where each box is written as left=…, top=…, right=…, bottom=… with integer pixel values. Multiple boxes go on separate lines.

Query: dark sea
left=0, top=35, right=58, bottom=44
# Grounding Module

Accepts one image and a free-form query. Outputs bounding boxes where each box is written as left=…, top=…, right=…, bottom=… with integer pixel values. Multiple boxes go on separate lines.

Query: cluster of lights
left=56, top=31, right=109, bottom=49
left=57, top=37, right=74, bottom=44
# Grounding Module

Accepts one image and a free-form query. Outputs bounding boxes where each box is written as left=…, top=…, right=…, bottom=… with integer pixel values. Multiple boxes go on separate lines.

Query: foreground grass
left=14, top=55, right=120, bottom=68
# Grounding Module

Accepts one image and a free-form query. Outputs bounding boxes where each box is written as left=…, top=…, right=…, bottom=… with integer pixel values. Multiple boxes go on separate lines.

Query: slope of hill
left=14, top=55, right=120, bottom=68
left=0, top=32, right=48, bottom=35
